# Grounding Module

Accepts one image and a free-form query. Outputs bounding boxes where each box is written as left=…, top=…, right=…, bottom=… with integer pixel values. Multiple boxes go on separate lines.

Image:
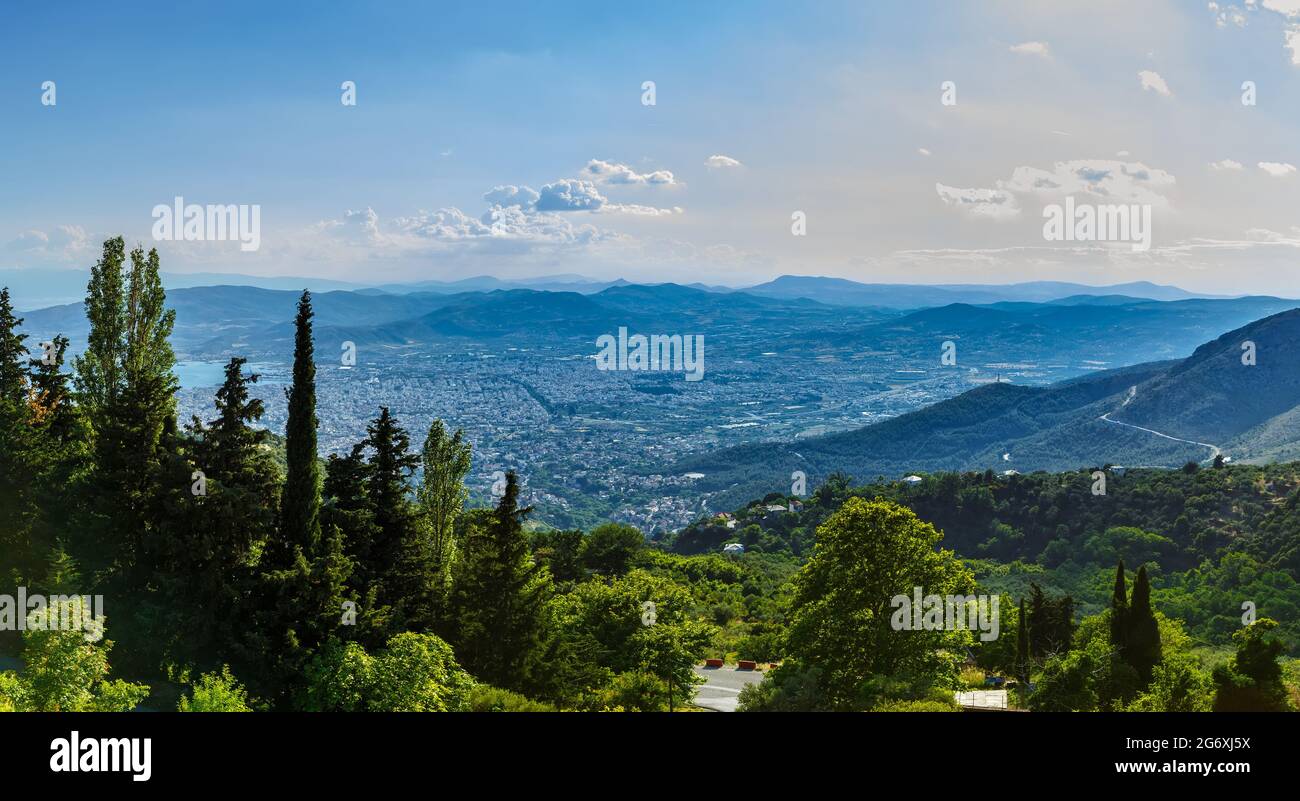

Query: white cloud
left=483, top=185, right=540, bottom=208
left=1138, top=70, right=1173, bottom=96
left=935, top=183, right=1020, bottom=219
left=998, top=159, right=1177, bottom=205
left=535, top=179, right=607, bottom=211
left=1209, top=159, right=1244, bottom=169
left=704, top=154, right=743, bottom=169
left=582, top=159, right=677, bottom=185
left=1258, top=161, right=1297, bottom=175
left=1009, top=41, right=1051, bottom=57
left=3, top=225, right=89, bottom=262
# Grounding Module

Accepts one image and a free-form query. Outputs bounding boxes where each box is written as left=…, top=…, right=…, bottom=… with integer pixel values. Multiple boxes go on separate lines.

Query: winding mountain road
left=1098, top=412, right=1222, bottom=463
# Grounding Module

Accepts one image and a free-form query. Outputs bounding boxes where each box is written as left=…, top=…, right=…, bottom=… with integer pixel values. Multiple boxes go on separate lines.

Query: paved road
left=1099, top=412, right=1221, bottom=462
left=692, top=666, right=765, bottom=712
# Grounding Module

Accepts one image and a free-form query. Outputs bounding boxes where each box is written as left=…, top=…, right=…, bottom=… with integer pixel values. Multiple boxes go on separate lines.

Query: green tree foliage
left=0, top=599, right=149, bottom=712
left=277, top=289, right=321, bottom=558
left=448, top=472, right=551, bottom=692
left=1213, top=619, right=1292, bottom=711
left=784, top=498, right=975, bottom=709
left=581, top=522, right=645, bottom=576
left=298, top=633, right=474, bottom=712
left=1126, top=565, right=1162, bottom=684
left=177, top=666, right=253, bottom=712
left=417, top=419, right=472, bottom=590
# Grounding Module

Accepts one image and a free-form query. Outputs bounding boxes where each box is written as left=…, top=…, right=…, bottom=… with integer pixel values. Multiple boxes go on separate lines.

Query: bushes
left=177, top=666, right=252, bottom=712
left=465, top=684, right=555, bottom=712
left=299, top=632, right=475, bottom=712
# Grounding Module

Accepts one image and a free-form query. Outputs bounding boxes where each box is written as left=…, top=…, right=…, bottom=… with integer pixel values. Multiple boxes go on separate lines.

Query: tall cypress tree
left=1109, top=560, right=1128, bottom=652
left=279, top=290, right=321, bottom=558
left=1015, top=597, right=1029, bottom=684
left=1126, top=565, right=1162, bottom=684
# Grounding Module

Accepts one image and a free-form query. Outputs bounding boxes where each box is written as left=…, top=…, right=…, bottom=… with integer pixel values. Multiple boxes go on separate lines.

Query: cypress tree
left=1015, top=597, right=1029, bottom=683
left=279, top=290, right=322, bottom=558
left=1109, top=560, right=1128, bottom=652
left=1126, top=565, right=1162, bottom=684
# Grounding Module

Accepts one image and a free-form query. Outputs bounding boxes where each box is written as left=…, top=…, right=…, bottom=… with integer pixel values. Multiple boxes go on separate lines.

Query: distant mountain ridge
left=742, top=275, right=1224, bottom=308
left=675, top=307, right=1300, bottom=510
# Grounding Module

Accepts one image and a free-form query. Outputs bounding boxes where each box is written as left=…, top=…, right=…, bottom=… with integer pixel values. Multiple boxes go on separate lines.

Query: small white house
left=723, top=543, right=745, bottom=555
left=902, top=475, right=923, bottom=485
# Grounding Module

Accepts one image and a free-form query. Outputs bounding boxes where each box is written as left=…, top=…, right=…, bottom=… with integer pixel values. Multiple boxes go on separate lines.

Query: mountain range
left=674, top=307, right=1300, bottom=510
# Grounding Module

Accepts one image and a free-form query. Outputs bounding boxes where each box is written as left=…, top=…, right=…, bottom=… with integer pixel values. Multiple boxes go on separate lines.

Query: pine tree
left=1126, top=565, right=1162, bottom=684
left=278, top=290, right=322, bottom=558
left=0, top=287, right=28, bottom=407
left=1109, top=560, right=1128, bottom=652
left=0, top=287, right=33, bottom=581
left=358, top=407, right=428, bottom=630
left=156, top=358, right=281, bottom=667
left=449, top=472, right=550, bottom=691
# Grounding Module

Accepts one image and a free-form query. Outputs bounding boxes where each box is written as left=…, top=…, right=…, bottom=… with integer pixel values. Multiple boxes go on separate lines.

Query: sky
left=2, top=0, right=1300, bottom=293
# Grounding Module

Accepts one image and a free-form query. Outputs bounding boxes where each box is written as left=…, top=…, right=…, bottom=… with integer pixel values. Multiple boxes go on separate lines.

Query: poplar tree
left=417, top=419, right=472, bottom=589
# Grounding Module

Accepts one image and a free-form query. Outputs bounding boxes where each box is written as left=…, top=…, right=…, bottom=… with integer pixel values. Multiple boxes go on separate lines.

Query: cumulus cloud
left=535, top=179, right=608, bottom=211
left=482, top=185, right=540, bottom=208
left=1009, top=41, right=1050, bottom=57
left=1210, top=159, right=1244, bottom=170
left=1258, top=161, right=1297, bottom=176
left=935, top=183, right=1020, bottom=219
left=1138, top=70, right=1173, bottom=96
left=704, top=154, right=743, bottom=169
left=582, top=159, right=676, bottom=185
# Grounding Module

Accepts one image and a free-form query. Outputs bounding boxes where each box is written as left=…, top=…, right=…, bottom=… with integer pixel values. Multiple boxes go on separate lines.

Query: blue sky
left=3, top=1, right=1300, bottom=293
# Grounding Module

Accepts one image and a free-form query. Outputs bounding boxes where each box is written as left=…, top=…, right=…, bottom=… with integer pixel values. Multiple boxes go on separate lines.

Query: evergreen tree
left=1125, top=565, right=1162, bottom=684
left=0, top=287, right=33, bottom=582
left=0, top=287, right=28, bottom=407
left=1109, top=560, right=1128, bottom=652
left=155, top=358, right=280, bottom=668
left=448, top=472, right=550, bottom=691
left=1015, top=597, right=1029, bottom=683
left=278, top=290, right=321, bottom=558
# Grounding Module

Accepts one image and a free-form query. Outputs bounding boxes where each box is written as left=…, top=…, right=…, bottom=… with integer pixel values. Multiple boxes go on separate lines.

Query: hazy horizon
left=4, top=1, right=1300, bottom=294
